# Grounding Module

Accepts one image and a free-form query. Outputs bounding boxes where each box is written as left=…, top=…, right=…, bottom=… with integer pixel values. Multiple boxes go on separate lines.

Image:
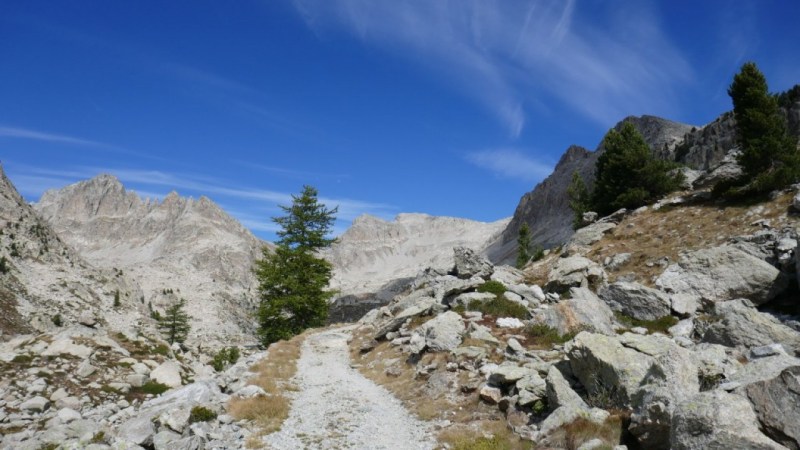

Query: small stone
left=749, top=343, right=787, bottom=359
left=507, top=338, right=525, bottom=354
left=126, top=373, right=149, bottom=388
left=496, top=317, right=524, bottom=329
left=78, top=312, right=97, bottom=328
left=50, top=388, right=68, bottom=402
left=76, top=360, right=97, bottom=378
left=631, top=327, right=648, bottom=335
left=20, top=396, right=50, bottom=413
left=479, top=385, right=502, bottom=404
left=57, top=407, right=82, bottom=423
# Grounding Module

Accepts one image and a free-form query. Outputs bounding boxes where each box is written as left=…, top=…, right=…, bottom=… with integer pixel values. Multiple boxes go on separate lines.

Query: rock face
left=34, top=174, right=265, bottom=346
left=598, top=282, right=671, bottom=321
left=698, top=299, right=800, bottom=355
left=670, top=390, right=787, bottom=450
left=656, top=245, right=787, bottom=307
left=488, top=115, right=694, bottom=263
left=742, top=366, right=800, bottom=449
left=322, top=213, right=508, bottom=295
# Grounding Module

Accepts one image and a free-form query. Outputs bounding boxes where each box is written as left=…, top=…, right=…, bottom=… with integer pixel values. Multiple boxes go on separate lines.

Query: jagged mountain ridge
left=322, top=213, right=510, bottom=295
left=34, top=174, right=267, bottom=347
left=488, top=115, right=695, bottom=263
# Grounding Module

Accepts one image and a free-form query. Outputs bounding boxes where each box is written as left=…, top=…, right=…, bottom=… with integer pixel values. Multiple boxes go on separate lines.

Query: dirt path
left=263, top=329, right=436, bottom=450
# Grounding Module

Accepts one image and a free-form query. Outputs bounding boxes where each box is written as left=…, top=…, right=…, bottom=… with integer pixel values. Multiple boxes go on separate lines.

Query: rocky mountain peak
left=32, top=175, right=266, bottom=347
left=487, top=115, right=694, bottom=264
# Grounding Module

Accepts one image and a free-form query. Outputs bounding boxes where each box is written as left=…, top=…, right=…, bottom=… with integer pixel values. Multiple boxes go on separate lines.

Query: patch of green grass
left=614, top=312, right=678, bottom=334
left=466, top=297, right=528, bottom=319
left=90, top=431, right=107, bottom=444
left=12, top=354, right=33, bottom=364
left=523, top=323, right=579, bottom=348
left=132, top=381, right=170, bottom=396
left=189, top=406, right=217, bottom=423
left=452, top=436, right=515, bottom=450
left=476, top=280, right=507, bottom=296
left=152, top=344, right=170, bottom=356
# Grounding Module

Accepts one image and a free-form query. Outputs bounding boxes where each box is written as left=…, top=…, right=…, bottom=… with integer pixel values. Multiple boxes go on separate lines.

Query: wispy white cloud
left=291, top=0, right=693, bottom=133
left=0, top=125, right=111, bottom=148
left=466, top=149, right=553, bottom=183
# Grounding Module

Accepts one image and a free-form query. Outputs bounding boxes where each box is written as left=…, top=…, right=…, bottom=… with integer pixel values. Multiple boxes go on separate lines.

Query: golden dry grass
left=228, top=331, right=309, bottom=448
left=523, top=192, right=795, bottom=288
left=544, top=413, right=626, bottom=450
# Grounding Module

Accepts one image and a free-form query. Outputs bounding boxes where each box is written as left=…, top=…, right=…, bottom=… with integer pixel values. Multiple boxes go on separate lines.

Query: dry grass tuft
left=438, top=420, right=533, bottom=450
left=545, top=413, right=626, bottom=450
left=228, top=331, right=309, bottom=448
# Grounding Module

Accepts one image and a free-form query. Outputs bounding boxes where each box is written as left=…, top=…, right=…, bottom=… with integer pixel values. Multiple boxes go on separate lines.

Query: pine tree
left=567, top=171, right=590, bottom=229
left=727, top=62, right=800, bottom=194
left=255, top=185, right=337, bottom=345
left=591, top=122, right=682, bottom=215
left=516, top=223, right=532, bottom=269
left=113, top=289, right=121, bottom=308
left=158, top=298, right=191, bottom=344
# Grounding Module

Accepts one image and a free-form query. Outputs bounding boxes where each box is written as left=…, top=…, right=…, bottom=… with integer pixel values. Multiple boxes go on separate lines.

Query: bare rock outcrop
left=489, top=115, right=694, bottom=263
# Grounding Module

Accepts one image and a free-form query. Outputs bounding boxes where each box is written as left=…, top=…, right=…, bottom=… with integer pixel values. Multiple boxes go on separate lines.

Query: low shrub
left=134, top=381, right=169, bottom=396
left=189, top=405, right=217, bottom=423
left=211, top=346, right=241, bottom=372
left=476, top=280, right=507, bottom=296
left=51, top=314, right=63, bottom=327
left=466, top=297, right=528, bottom=319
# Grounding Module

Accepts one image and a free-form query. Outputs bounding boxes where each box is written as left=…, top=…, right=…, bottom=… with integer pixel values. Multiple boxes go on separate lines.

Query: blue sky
left=2, top=1, right=799, bottom=240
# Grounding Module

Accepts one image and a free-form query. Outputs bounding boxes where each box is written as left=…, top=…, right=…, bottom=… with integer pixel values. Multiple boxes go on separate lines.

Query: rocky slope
left=34, top=175, right=266, bottom=347
left=323, top=213, right=509, bottom=296
left=0, top=166, right=143, bottom=339
left=350, top=186, right=800, bottom=448
left=488, top=115, right=695, bottom=263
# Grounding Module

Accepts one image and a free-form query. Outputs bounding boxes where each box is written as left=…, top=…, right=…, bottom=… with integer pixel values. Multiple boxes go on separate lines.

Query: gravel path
left=263, top=329, right=437, bottom=450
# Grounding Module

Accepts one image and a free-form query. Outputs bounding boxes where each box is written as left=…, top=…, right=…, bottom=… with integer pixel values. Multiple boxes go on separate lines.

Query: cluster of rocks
left=357, top=233, right=800, bottom=448
left=0, top=324, right=267, bottom=449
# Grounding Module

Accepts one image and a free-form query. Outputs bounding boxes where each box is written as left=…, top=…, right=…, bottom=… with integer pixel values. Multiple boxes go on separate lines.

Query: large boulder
left=742, top=366, right=800, bottom=449
left=545, top=256, right=606, bottom=292
left=566, top=332, right=655, bottom=408
left=150, top=361, right=183, bottom=388
left=656, top=245, right=788, bottom=306
left=598, top=281, right=671, bottom=321
left=533, top=287, right=616, bottom=336
left=629, top=347, right=700, bottom=449
left=452, top=247, right=493, bottom=280
left=698, top=299, right=800, bottom=355
left=412, top=311, right=465, bottom=352
left=670, top=390, right=787, bottom=450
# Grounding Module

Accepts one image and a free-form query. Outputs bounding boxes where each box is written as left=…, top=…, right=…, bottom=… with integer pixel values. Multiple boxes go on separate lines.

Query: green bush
left=466, top=297, right=528, bottom=320
left=51, top=314, right=63, bottom=327
left=0, top=256, right=8, bottom=274
left=476, top=280, right=507, bottom=296
left=211, top=346, right=241, bottom=372
left=189, top=406, right=217, bottom=423
left=134, top=381, right=170, bottom=396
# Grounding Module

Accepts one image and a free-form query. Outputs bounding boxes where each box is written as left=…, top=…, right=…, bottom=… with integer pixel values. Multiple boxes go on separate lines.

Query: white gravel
left=263, top=329, right=437, bottom=450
